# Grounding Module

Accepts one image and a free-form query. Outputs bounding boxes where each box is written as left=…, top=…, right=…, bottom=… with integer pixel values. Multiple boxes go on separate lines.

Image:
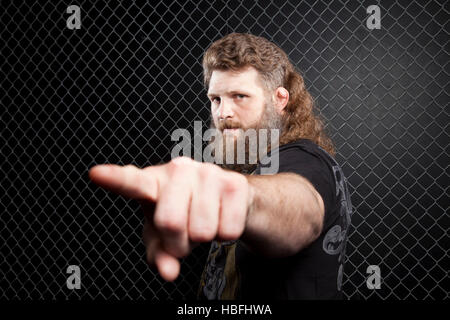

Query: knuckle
left=168, top=158, right=184, bottom=172
left=134, top=171, right=145, bottom=191
left=123, top=164, right=138, bottom=176
left=218, top=224, right=242, bottom=241
left=236, top=173, right=249, bottom=188
left=123, top=164, right=135, bottom=170
left=189, top=225, right=216, bottom=242
left=223, top=173, right=246, bottom=193
left=122, top=164, right=142, bottom=190
left=198, top=163, right=218, bottom=179
left=167, top=157, right=196, bottom=177
left=154, top=214, right=185, bottom=234
left=169, top=156, right=191, bottom=168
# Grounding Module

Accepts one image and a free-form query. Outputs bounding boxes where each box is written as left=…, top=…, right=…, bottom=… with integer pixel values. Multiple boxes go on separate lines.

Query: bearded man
left=89, top=33, right=353, bottom=300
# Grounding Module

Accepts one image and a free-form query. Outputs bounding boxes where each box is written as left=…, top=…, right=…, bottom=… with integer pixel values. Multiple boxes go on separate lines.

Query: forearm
left=242, top=172, right=324, bottom=257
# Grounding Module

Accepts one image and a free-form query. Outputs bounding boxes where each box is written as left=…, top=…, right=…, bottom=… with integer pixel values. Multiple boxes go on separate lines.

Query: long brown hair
left=202, top=33, right=335, bottom=156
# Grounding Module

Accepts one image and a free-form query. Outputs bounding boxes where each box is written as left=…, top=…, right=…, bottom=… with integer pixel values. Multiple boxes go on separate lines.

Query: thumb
left=155, top=248, right=181, bottom=282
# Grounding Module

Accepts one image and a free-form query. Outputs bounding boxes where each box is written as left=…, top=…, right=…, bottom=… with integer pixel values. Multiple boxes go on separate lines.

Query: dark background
left=1, top=0, right=448, bottom=300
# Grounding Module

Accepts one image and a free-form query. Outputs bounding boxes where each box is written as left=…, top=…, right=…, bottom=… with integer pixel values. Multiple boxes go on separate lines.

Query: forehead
left=207, top=66, right=265, bottom=94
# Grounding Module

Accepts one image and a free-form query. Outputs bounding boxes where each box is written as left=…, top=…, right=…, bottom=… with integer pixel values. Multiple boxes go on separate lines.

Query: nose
left=217, top=98, right=234, bottom=120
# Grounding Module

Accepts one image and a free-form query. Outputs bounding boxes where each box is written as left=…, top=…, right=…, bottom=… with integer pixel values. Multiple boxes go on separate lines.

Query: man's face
left=207, top=66, right=268, bottom=135
left=207, top=66, right=283, bottom=172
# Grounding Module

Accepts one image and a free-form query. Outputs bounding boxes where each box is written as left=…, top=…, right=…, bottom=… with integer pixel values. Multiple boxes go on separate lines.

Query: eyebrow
left=207, top=90, right=250, bottom=97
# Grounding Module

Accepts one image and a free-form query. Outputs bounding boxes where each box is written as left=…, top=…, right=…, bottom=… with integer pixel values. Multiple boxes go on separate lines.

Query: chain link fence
left=1, top=0, right=449, bottom=300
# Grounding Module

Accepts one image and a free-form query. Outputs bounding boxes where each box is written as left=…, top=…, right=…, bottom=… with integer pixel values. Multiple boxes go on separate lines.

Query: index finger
left=89, top=164, right=164, bottom=201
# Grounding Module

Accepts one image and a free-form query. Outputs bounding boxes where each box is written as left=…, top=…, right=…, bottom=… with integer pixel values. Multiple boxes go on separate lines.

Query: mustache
left=217, top=120, right=243, bottom=131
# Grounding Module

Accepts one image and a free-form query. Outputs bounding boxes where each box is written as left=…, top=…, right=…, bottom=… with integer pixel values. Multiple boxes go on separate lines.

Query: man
left=89, top=33, right=353, bottom=299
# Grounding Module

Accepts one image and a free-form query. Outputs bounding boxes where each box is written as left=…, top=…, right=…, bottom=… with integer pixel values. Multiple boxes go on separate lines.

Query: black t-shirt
left=198, top=139, right=353, bottom=300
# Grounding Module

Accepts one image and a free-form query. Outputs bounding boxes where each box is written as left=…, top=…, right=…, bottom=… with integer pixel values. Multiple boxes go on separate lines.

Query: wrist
left=240, top=176, right=269, bottom=254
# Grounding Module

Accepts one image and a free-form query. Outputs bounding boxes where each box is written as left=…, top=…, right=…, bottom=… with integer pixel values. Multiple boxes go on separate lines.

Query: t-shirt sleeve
left=267, top=146, right=337, bottom=229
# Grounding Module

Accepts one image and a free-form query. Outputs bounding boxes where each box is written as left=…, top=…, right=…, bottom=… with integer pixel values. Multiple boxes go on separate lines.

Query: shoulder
left=279, top=139, right=333, bottom=159
left=260, top=138, right=337, bottom=174
left=257, top=138, right=339, bottom=218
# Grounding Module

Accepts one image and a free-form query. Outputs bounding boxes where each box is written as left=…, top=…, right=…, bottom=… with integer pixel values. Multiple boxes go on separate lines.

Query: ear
left=273, top=87, right=289, bottom=114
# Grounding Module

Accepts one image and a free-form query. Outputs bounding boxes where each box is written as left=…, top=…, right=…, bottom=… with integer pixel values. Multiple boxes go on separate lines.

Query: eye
left=235, top=94, right=246, bottom=100
left=211, top=97, right=221, bottom=103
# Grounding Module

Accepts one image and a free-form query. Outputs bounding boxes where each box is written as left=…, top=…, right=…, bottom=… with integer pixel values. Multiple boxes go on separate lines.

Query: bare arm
left=89, top=158, right=326, bottom=281
left=242, top=172, right=325, bottom=257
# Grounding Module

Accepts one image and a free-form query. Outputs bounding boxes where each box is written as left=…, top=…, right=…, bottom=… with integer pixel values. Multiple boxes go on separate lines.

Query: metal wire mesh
left=1, top=0, right=449, bottom=300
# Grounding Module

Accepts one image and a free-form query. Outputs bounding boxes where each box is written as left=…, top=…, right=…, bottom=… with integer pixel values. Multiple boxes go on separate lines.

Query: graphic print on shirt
left=199, top=240, right=239, bottom=299
left=322, top=162, right=353, bottom=291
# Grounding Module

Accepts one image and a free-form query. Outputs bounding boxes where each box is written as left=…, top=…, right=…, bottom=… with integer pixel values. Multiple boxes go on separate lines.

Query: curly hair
left=202, top=33, right=335, bottom=156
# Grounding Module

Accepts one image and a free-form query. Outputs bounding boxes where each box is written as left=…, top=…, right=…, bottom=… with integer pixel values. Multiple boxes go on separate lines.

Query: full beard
left=208, top=101, right=283, bottom=174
